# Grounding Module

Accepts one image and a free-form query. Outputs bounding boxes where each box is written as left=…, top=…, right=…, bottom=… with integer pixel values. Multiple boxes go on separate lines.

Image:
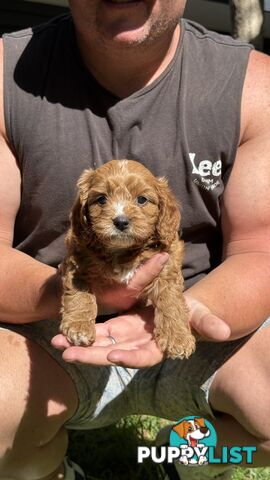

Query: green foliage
left=232, top=469, right=270, bottom=480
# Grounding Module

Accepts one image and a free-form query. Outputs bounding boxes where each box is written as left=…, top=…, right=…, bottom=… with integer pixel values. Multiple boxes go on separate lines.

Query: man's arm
left=0, top=38, right=61, bottom=323
left=0, top=37, right=171, bottom=324
left=185, top=50, right=270, bottom=340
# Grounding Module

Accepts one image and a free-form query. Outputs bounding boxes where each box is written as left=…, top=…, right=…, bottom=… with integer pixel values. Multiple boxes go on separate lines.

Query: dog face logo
left=173, top=418, right=210, bottom=448
left=170, top=416, right=217, bottom=466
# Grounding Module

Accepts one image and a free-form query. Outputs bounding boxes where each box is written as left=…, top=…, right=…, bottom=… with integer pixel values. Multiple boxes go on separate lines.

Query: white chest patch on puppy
left=113, top=266, right=137, bottom=284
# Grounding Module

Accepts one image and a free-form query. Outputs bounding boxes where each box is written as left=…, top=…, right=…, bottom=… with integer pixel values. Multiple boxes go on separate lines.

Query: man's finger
left=52, top=332, right=113, bottom=350
left=62, top=345, right=115, bottom=365
left=185, top=295, right=231, bottom=341
left=191, top=312, right=231, bottom=341
left=51, top=334, right=72, bottom=350
left=107, top=347, right=163, bottom=368
left=95, top=323, right=110, bottom=336
left=128, top=253, right=169, bottom=294
left=61, top=343, right=135, bottom=366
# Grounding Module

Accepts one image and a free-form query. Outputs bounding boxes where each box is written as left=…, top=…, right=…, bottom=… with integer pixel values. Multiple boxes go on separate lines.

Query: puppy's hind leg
left=60, top=269, right=97, bottom=346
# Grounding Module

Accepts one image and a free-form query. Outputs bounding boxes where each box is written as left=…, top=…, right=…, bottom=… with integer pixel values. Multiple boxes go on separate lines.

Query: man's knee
left=0, top=330, right=76, bottom=455
left=209, top=327, right=270, bottom=440
left=0, top=426, right=68, bottom=480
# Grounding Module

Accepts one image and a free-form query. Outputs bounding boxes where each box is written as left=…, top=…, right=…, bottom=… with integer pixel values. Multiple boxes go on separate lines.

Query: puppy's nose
left=113, top=215, right=130, bottom=231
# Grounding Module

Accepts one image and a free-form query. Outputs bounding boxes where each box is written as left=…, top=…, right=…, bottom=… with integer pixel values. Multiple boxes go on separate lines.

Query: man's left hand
left=52, top=297, right=231, bottom=367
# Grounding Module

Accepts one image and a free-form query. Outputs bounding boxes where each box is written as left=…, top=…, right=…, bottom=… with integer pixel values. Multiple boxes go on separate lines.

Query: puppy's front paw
left=60, top=320, right=96, bottom=346
left=156, top=331, right=196, bottom=360
left=168, top=332, right=196, bottom=359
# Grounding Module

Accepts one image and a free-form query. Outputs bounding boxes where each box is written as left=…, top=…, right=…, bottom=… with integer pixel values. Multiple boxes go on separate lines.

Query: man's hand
left=52, top=301, right=230, bottom=367
left=52, top=254, right=231, bottom=367
left=185, top=294, right=231, bottom=341
left=93, top=252, right=169, bottom=314
left=52, top=306, right=164, bottom=367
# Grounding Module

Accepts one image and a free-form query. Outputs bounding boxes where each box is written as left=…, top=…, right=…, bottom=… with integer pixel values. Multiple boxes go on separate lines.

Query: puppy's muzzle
left=113, top=215, right=130, bottom=231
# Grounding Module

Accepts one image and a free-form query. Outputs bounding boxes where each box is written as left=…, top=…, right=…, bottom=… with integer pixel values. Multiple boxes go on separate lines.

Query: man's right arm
left=0, top=38, right=61, bottom=323
left=0, top=39, right=169, bottom=325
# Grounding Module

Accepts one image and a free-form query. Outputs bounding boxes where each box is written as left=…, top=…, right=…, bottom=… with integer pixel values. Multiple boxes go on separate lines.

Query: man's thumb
left=128, top=253, right=169, bottom=294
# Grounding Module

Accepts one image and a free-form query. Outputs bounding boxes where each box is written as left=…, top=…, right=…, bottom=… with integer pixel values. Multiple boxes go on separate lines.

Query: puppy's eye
left=96, top=195, right=107, bottom=205
left=137, top=196, right=148, bottom=205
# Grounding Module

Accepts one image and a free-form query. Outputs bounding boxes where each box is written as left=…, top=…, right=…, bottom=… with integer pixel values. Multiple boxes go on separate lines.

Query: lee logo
left=189, top=153, right=222, bottom=177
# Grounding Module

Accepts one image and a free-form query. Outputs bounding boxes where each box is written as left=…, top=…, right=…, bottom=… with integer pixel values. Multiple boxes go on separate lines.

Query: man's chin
left=98, top=2, right=151, bottom=45
left=102, top=25, right=150, bottom=47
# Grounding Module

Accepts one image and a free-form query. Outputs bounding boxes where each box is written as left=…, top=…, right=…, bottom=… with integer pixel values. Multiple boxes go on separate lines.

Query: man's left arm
left=186, top=50, right=270, bottom=340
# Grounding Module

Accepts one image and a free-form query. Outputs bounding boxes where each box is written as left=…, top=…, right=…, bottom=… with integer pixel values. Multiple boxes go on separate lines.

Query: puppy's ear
left=155, top=177, right=180, bottom=248
left=70, top=169, right=95, bottom=241
left=173, top=421, right=188, bottom=439
left=77, top=169, right=95, bottom=204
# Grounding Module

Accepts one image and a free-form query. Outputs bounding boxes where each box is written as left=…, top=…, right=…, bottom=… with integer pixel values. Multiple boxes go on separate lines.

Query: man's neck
left=75, top=24, right=181, bottom=98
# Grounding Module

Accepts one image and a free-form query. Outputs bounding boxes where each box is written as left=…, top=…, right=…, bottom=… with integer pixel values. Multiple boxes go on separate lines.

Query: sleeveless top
left=3, top=15, right=252, bottom=288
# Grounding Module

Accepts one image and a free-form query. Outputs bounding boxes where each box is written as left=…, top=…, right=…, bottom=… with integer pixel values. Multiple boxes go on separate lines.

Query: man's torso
left=2, top=15, right=252, bottom=287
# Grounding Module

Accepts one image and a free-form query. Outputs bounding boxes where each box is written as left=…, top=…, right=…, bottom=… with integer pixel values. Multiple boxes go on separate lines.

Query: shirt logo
left=189, top=153, right=222, bottom=191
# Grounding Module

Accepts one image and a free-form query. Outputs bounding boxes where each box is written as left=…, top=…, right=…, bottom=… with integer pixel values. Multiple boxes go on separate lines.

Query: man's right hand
left=94, top=252, right=169, bottom=314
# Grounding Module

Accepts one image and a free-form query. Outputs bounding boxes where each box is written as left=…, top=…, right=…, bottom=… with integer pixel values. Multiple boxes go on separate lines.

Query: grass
left=67, top=415, right=270, bottom=480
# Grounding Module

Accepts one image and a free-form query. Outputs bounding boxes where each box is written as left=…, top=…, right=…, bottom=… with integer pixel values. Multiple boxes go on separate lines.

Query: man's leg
left=0, top=329, right=78, bottom=480
left=154, top=325, right=270, bottom=479
left=209, top=413, right=270, bottom=467
left=209, top=324, right=270, bottom=465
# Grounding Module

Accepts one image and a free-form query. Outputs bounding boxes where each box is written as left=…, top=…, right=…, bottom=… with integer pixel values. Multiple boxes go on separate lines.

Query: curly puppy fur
left=60, top=160, right=195, bottom=359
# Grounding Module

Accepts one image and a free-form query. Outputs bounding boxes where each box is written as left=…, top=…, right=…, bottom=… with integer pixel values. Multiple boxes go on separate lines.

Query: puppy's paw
left=60, top=320, right=96, bottom=346
left=167, top=332, right=196, bottom=359
left=156, top=331, right=196, bottom=359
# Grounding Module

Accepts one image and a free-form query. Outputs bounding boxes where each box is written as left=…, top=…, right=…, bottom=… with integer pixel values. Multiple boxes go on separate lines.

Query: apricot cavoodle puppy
left=60, top=159, right=195, bottom=359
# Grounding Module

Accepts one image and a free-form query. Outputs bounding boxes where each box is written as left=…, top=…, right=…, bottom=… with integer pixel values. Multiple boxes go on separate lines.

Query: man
left=0, top=1, right=269, bottom=479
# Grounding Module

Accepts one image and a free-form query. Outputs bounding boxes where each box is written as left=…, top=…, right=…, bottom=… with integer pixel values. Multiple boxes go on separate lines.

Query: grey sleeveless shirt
left=3, top=15, right=252, bottom=288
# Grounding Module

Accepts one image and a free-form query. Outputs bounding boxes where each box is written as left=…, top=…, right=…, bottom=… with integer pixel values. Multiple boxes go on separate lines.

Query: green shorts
left=1, top=317, right=269, bottom=429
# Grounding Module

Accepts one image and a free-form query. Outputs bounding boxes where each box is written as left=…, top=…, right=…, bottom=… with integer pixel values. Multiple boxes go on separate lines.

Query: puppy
left=60, top=160, right=195, bottom=359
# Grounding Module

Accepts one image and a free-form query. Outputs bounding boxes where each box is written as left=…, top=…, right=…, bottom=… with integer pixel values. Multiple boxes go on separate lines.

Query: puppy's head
left=71, top=159, right=180, bottom=250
